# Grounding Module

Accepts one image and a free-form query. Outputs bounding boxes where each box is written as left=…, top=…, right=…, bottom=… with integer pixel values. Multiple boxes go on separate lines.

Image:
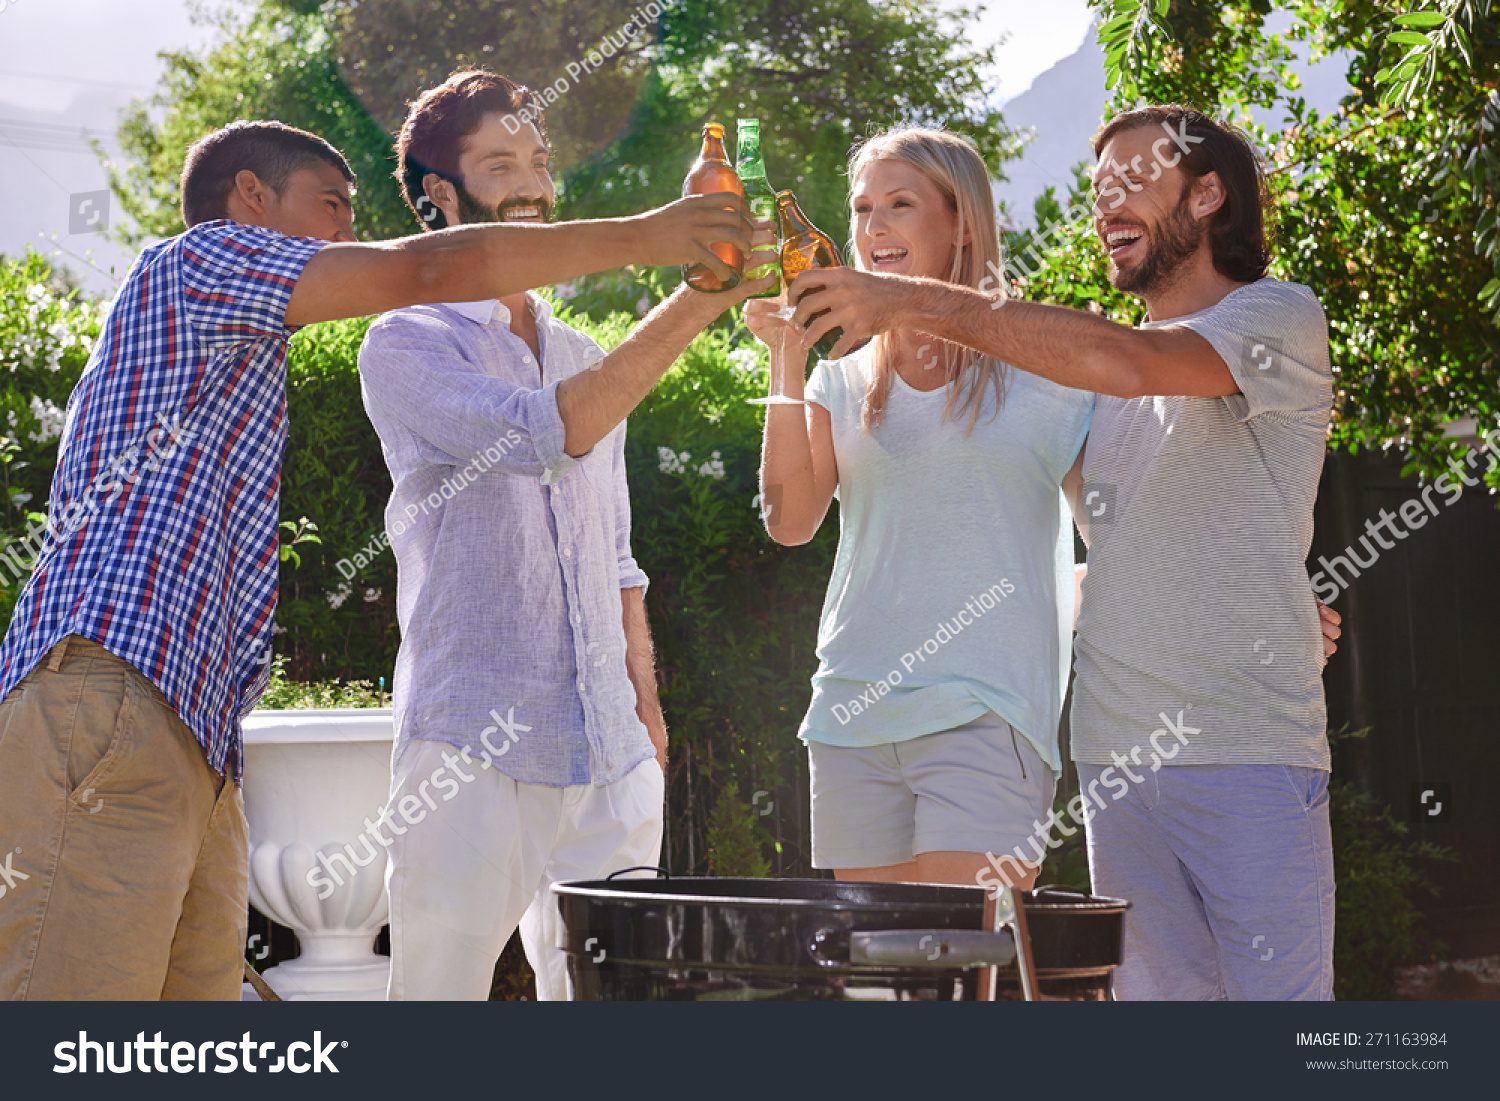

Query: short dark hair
left=395, top=69, right=547, bottom=231
left=179, top=120, right=355, bottom=228
left=1094, top=105, right=1273, bottom=284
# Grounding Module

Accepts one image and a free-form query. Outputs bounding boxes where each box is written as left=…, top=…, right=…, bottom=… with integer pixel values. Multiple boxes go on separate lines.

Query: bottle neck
left=737, top=125, right=764, bottom=177
left=776, top=197, right=815, bottom=238
left=738, top=148, right=766, bottom=179
left=700, top=128, right=729, bottom=163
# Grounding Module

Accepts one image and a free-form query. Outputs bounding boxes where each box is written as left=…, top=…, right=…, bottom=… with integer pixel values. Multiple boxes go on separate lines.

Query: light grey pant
left=1077, top=761, right=1334, bottom=1001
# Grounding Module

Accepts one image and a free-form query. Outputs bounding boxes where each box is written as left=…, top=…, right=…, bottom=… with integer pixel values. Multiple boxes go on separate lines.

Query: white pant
left=384, top=739, right=664, bottom=1000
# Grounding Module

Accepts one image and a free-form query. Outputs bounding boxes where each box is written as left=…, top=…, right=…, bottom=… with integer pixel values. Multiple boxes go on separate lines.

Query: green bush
left=255, top=657, right=388, bottom=710
left=276, top=314, right=400, bottom=678
left=1327, top=727, right=1455, bottom=1000
left=0, top=251, right=104, bottom=623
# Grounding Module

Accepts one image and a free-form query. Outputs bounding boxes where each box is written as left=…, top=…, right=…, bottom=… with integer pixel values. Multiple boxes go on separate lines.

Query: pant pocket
left=1282, top=765, right=1330, bottom=811
left=64, top=660, right=138, bottom=803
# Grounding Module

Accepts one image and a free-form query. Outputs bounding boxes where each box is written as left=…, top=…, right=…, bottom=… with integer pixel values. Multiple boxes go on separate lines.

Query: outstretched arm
left=556, top=238, right=778, bottom=456
left=787, top=268, right=1238, bottom=400
left=286, top=194, right=755, bottom=327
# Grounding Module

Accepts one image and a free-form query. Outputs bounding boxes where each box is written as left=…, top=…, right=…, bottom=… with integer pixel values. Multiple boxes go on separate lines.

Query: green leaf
left=1480, top=277, right=1500, bottom=299
left=1387, top=30, right=1434, bottom=46
left=1392, top=12, right=1446, bottom=27
left=1453, top=22, right=1473, bottom=65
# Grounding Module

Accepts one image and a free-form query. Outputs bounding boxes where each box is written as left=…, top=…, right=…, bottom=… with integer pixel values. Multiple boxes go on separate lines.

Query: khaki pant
left=0, top=635, right=247, bottom=1000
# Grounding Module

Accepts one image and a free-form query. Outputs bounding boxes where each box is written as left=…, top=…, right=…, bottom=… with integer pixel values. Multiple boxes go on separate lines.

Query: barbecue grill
left=553, top=873, right=1127, bottom=1001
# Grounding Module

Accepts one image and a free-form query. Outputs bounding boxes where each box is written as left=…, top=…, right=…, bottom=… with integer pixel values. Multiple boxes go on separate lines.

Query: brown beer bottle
left=681, top=122, right=744, bottom=292
left=775, top=190, right=870, bottom=360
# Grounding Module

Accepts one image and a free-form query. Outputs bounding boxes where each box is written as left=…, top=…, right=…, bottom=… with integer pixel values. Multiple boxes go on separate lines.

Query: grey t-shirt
left=1070, top=278, right=1334, bottom=769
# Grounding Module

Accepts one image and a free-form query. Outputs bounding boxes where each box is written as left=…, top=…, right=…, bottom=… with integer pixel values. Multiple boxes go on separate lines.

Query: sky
left=0, top=0, right=217, bottom=291
left=937, top=0, right=1097, bottom=105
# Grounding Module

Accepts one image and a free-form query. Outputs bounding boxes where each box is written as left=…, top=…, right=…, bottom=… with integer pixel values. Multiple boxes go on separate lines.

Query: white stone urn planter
left=241, top=708, right=395, bottom=1000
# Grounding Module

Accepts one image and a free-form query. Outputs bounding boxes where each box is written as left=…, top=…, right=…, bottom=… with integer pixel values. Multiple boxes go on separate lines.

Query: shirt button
left=573, top=613, right=581, bottom=625
left=551, top=485, right=560, bottom=495
left=577, top=678, right=586, bottom=691
left=562, top=546, right=572, bottom=558
left=523, top=355, right=533, bottom=363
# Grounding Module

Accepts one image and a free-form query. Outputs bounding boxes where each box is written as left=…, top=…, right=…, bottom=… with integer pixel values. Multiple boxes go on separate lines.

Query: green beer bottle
left=736, top=118, right=780, bottom=298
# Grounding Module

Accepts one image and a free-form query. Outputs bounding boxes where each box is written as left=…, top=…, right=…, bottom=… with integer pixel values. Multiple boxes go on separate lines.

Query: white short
left=807, top=712, right=1054, bottom=869
left=384, top=739, right=663, bottom=1001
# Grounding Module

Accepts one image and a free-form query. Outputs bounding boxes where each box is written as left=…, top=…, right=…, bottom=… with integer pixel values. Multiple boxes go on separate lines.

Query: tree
left=1020, top=1, right=1499, bottom=489
left=556, top=0, right=1024, bottom=238
left=329, top=0, right=657, bottom=178
left=105, top=0, right=1023, bottom=251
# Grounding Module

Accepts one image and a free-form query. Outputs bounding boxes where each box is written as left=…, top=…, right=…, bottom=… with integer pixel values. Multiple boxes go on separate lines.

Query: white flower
left=26, top=395, right=64, bottom=444
left=696, top=450, right=725, bottom=480
left=363, top=587, right=382, bottom=603
left=728, top=346, right=763, bottom=374
left=325, top=580, right=353, bottom=609
left=657, top=446, right=687, bottom=475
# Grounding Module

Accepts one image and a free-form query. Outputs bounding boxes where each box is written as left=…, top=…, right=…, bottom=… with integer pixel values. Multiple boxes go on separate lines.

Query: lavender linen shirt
left=358, top=294, right=652, bottom=786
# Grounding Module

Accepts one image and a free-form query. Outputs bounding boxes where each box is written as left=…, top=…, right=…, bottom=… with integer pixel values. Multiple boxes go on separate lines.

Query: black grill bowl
left=552, top=877, right=1126, bottom=1001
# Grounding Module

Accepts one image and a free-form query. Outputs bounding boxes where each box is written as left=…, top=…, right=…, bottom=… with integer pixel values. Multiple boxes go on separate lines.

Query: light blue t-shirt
left=801, top=351, right=1093, bottom=774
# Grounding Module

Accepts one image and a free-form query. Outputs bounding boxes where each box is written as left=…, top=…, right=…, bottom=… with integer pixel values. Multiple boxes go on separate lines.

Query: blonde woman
left=745, top=128, right=1091, bottom=890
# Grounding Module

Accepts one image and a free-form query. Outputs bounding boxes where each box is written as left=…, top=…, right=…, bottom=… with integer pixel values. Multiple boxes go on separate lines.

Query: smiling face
left=851, top=158, right=963, bottom=282
left=1091, top=125, right=1215, bottom=299
left=434, top=111, right=555, bottom=227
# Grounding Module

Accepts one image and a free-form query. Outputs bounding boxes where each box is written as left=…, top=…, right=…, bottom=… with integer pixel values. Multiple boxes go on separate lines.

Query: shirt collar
left=443, top=291, right=555, bottom=327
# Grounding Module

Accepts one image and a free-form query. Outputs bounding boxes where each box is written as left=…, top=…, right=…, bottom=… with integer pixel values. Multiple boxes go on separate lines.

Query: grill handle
left=604, top=866, right=671, bottom=880
left=847, top=928, right=1017, bottom=970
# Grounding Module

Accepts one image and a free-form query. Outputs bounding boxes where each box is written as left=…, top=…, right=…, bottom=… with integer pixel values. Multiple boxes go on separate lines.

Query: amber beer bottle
left=775, top=190, right=870, bottom=360
left=681, top=122, right=744, bottom=292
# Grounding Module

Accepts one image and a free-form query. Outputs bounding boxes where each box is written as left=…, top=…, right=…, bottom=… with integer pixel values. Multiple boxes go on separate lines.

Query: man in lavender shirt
left=358, top=71, right=773, bottom=1000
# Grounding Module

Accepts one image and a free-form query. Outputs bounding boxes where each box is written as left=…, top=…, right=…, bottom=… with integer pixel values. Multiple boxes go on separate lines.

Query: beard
left=1108, top=190, right=1204, bottom=297
left=454, top=183, right=553, bottom=226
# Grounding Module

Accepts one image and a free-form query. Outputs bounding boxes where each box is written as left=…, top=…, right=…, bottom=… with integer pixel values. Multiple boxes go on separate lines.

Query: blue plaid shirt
left=0, top=221, right=326, bottom=780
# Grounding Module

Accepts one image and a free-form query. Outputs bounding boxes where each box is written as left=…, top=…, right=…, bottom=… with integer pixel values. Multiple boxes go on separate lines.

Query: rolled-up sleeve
left=612, top=420, right=649, bottom=592
left=359, top=310, right=582, bottom=484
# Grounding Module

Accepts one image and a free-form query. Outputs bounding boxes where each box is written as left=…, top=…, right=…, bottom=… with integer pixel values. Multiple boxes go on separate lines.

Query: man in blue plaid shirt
left=0, top=119, right=754, bottom=1000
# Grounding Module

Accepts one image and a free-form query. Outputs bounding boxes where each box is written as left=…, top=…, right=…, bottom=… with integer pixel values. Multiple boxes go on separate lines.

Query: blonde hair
left=847, top=127, right=1007, bottom=433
